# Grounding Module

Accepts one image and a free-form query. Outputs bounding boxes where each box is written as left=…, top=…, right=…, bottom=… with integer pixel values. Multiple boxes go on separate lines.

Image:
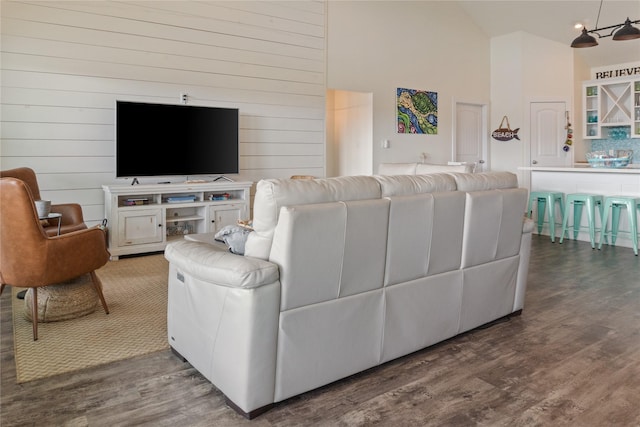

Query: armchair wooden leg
left=31, top=288, right=38, bottom=341
left=90, top=271, right=109, bottom=315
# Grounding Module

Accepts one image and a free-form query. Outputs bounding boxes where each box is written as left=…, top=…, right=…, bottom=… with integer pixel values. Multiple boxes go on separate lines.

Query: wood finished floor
left=2, top=235, right=640, bottom=426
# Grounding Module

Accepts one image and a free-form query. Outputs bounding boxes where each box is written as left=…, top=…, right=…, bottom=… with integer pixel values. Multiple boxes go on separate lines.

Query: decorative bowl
left=586, top=150, right=633, bottom=168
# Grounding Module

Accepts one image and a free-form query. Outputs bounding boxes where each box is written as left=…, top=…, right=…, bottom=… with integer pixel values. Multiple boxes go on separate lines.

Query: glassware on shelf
left=608, top=127, right=629, bottom=140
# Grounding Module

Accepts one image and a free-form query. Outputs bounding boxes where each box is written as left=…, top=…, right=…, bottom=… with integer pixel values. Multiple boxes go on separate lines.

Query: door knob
left=532, top=160, right=538, bottom=164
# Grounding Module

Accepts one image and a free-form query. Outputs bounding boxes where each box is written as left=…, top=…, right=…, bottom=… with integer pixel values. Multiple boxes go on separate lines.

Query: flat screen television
left=115, top=100, right=239, bottom=179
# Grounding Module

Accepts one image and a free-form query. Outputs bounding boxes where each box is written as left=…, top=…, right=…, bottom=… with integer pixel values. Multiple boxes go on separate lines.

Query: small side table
left=41, top=212, right=62, bottom=236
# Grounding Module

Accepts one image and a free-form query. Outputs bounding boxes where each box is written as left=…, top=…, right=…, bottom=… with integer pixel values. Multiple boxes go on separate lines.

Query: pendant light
left=571, top=28, right=599, bottom=48
left=612, top=18, right=640, bottom=41
left=571, top=0, right=640, bottom=48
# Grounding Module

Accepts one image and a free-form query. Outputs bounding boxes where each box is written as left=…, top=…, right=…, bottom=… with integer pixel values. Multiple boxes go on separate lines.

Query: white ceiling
left=456, top=0, right=640, bottom=68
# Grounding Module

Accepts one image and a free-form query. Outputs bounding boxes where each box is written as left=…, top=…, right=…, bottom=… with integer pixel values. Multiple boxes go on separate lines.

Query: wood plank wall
left=0, top=1, right=327, bottom=225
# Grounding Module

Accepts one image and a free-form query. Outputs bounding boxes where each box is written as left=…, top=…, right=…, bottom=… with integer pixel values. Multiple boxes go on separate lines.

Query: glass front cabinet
left=582, top=76, right=640, bottom=139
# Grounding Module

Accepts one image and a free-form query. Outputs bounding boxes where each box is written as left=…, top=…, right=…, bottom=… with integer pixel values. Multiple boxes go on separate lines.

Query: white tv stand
left=103, top=180, right=252, bottom=259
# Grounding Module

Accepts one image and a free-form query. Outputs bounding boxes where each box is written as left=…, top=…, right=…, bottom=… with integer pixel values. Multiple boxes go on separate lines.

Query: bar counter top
left=520, top=164, right=640, bottom=174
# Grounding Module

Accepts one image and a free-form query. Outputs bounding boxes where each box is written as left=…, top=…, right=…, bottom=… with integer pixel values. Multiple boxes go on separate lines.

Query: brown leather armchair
left=0, top=177, right=110, bottom=340
left=0, top=167, right=87, bottom=237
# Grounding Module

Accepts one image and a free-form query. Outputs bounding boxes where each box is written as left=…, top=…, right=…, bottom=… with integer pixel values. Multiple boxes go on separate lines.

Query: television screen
left=116, top=101, right=239, bottom=178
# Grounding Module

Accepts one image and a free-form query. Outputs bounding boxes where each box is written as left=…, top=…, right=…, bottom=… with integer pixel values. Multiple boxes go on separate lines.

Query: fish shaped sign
left=492, top=116, right=520, bottom=141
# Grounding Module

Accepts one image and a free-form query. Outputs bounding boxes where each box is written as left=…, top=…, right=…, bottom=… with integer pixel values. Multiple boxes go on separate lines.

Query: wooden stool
left=559, top=193, right=606, bottom=249
left=528, top=191, right=565, bottom=242
left=598, top=196, right=640, bottom=256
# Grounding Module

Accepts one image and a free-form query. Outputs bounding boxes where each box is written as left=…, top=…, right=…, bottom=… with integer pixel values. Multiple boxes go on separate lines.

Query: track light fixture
left=570, top=0, right=640, bottom=48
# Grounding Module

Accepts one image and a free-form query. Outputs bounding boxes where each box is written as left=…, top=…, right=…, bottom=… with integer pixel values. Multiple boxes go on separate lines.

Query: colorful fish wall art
left=397, top=88, right=438, bottom=134
left=492, top=116, right=520, bottom=141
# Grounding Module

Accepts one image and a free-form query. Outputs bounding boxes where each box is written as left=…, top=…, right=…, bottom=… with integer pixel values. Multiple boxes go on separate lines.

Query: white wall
left=572, top=53, right=594, bottom=161
left=490, top=31, right=574, bottom=185
left=1, top=1, right=326, bottom=225
left=326, top=89, right=373, bottom=177
left=4, top=0, right=617, bottom=228
left=326, top=1, right=491, bottom=171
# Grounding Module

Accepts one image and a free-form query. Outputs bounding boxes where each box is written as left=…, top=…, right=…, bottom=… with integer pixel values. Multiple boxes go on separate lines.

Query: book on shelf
left=123, top=198, right=149, bottom=206
left=166, top=195, right=197, bottom=203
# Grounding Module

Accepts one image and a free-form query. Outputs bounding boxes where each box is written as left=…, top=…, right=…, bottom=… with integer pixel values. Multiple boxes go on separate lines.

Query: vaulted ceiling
left=456, top=0, right=640, bottom=68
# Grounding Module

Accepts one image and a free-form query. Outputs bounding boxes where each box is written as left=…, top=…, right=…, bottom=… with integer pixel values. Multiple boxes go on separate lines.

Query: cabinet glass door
left=585, top=85, right=599, bottom=138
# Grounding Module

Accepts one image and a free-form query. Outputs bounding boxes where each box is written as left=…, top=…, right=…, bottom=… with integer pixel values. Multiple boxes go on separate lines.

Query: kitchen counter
left=519, top=166, right=640, bottom=197
left=521, top=165, right=640, bottom=174
left=518, top=166, right=640, bottom=249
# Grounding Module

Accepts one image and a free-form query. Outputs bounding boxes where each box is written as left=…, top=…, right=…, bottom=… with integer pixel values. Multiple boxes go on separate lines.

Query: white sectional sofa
left=164, top=171, right=534, bottom=418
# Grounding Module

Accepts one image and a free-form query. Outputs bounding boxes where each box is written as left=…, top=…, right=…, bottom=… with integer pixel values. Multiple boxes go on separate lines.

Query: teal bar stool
left=559, top=193, right=606, bottom=249
left=527, top=191, right=564, bottom=242
left=598, top=196, right=640, bottom=256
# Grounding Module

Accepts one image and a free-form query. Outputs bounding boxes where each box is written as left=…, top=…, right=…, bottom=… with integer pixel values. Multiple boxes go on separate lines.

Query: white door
left=530, top=102, right=571, bottom=168
left=454, top=102, right=488, bottom=172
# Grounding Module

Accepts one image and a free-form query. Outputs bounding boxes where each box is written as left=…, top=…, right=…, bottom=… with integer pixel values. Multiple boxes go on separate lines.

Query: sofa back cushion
left=460, top=188, right=528, bottom=268
left=384, top=191, right=465, bottom=286
left=449, top=171, right=518, bottom=191
left=374, top=173, right=457, bottom=197
left=378, top=162, right=475, bottom=175
left=271, top=199, right=389, bottom=311
left=416, top=163, right=475, bottom=174
left=245, top=175, right=381, bottom=260
left=245, top=171, right=520, bottom=260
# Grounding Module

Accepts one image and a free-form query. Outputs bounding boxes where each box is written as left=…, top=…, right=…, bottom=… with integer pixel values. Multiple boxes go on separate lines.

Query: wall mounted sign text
left=492, top=116, right=520, bottom=141
left=595, top=66, right=640, bottom=79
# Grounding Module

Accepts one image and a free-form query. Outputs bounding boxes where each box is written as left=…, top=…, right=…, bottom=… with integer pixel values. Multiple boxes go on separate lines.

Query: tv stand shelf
left=103, top=181, right=252, bottom=259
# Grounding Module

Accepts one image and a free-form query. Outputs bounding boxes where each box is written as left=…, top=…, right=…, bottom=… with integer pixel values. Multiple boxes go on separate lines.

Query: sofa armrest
left=165, top=238, right=281, bottom=415
left=514, top=217, right=534, bottom=311
left=164, top=239, right=279, bottom=289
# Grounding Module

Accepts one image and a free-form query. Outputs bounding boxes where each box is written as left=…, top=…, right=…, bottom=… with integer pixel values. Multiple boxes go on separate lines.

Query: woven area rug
left=12, top=253, right=169, bottom=383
